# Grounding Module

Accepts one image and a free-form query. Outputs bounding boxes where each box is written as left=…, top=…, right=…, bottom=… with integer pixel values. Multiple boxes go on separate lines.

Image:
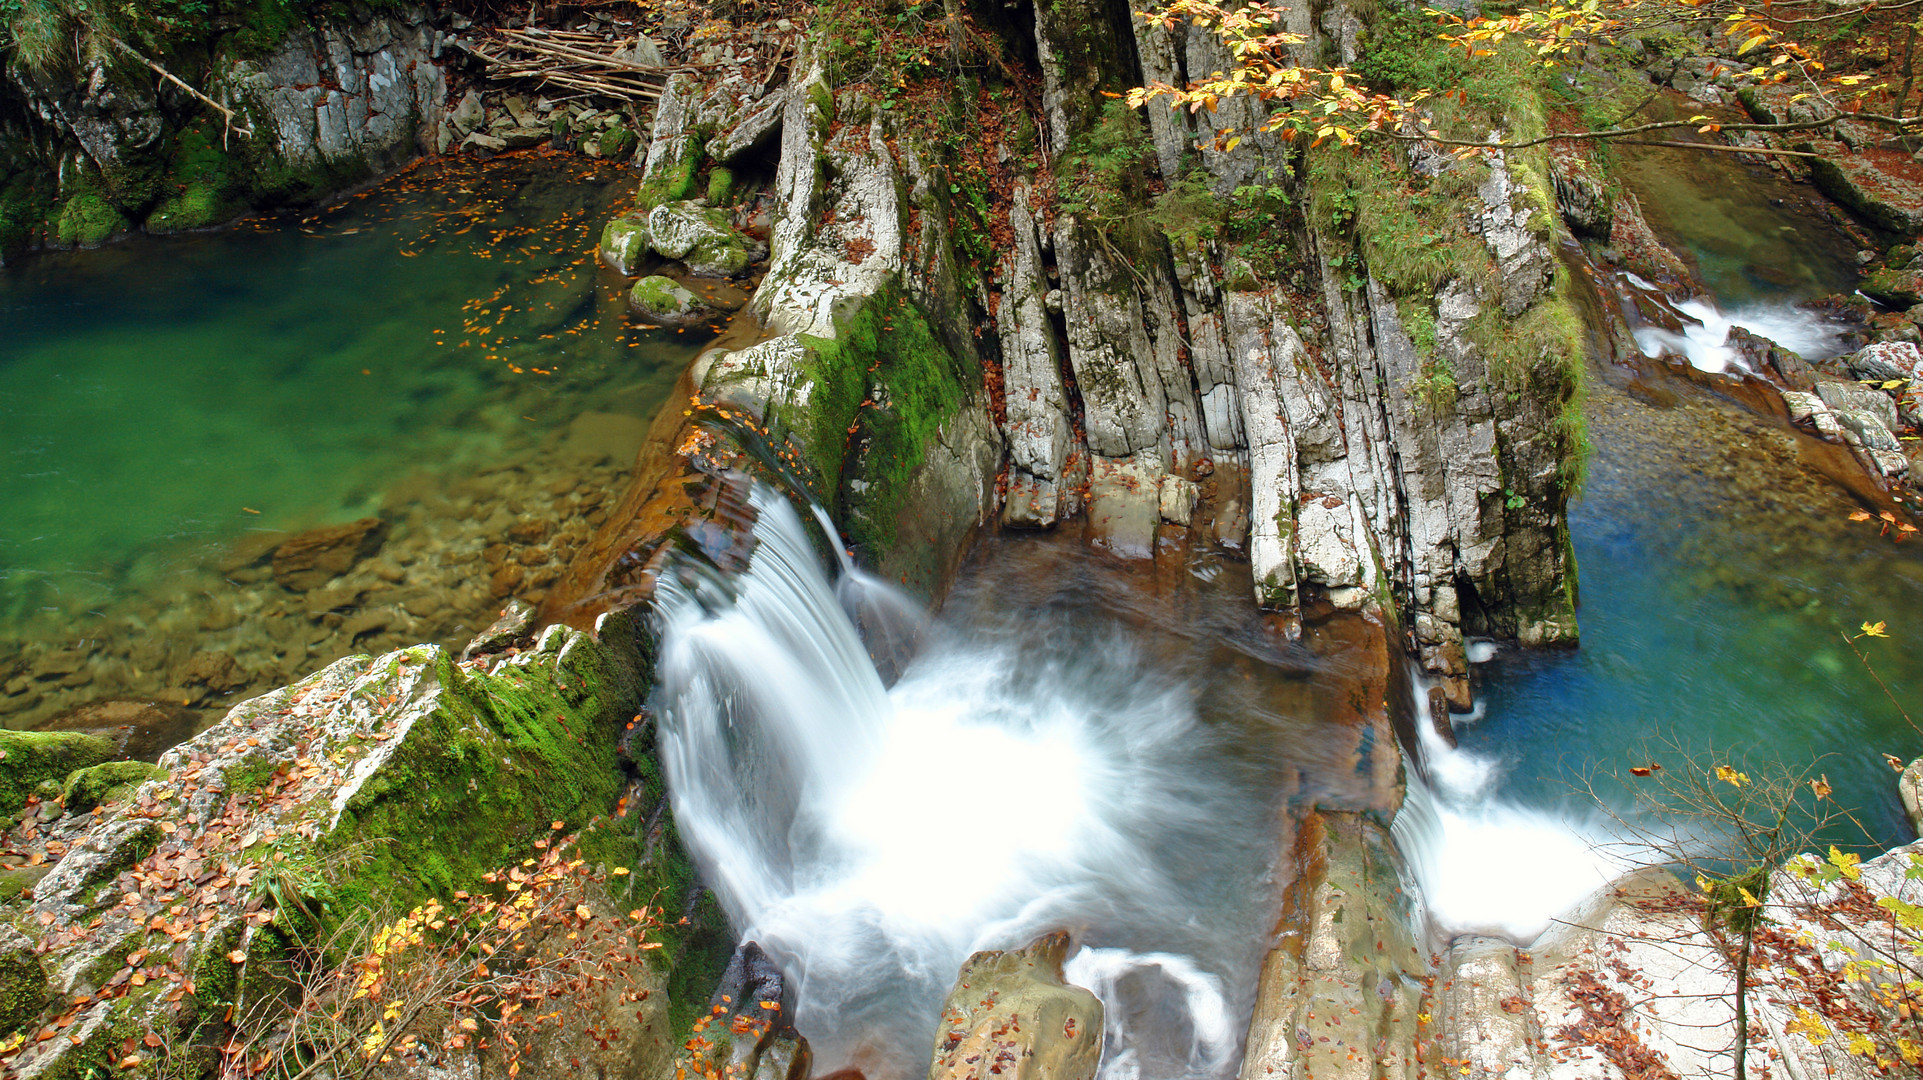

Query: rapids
left=652, top=487, right=1386, bottom=1080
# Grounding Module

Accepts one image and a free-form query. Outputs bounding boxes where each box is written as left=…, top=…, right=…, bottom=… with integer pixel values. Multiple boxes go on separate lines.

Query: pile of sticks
left=464, top=27, right=686, bottom=103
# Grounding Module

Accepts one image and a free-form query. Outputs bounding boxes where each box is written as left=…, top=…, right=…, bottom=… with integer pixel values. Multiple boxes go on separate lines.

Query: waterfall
left=1390, top=665, right=1631, bottom=943
left=653, top=484, right=1274, bottom=1080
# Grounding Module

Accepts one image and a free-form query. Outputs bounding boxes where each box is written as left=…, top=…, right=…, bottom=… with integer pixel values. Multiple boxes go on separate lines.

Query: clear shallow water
left=0, top=155, right=713, bottom=726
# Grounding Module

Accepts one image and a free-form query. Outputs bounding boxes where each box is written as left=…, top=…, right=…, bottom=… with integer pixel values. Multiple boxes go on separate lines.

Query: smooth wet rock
left=272, top=517, right=387, bottom=591
left=601, top=213, right=651, bottom=275
left=1085, top=456, right=1162, bottom=560
left=1862, top=265, right=1923, bottom=309
left=461, top=598, right=539, bottom=662
left=180, top=650, right=246, bottom=693
left=630, top=274, right=716, bottom=327
left=1902, top=758, right=1923, bottom=835
left=928, top=931, right=1102, bottom=1080
left=34, top=699, right=201, bottom=762
left=1158, top=475, right=1199, bottom=526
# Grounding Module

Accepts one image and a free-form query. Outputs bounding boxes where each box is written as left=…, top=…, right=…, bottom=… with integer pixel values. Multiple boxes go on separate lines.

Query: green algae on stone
left=0, top=730, right=115, bottom=818
left=61, top=760, right=166, bottom=812
left=0, top=926, right=48, bottom=1036
left=52, top=193, right=129, bottom=248
left=601, top=213, right=652, bottom=275
left=629, top=275, right=712, bottom=326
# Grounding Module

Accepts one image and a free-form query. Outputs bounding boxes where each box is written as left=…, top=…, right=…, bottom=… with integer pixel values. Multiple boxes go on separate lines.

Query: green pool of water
left=0, top=155, right=712, bottom=725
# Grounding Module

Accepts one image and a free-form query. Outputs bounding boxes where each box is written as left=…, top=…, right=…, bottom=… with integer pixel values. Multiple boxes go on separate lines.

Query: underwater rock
left=33, top=699, right=201, bottom=763
left=928, top=931, right=1102, bottom=1080
left=272, top=517, right=387, bottom=591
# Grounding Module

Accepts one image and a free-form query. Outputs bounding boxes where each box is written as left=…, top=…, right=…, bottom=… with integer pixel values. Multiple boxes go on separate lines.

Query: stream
left=4, top=141, right=1921, bottom=1080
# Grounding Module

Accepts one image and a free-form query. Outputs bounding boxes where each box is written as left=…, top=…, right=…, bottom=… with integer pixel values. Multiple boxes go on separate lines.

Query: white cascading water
left=653, top=485, right=1262, bottom=1080
left=1390, top=662, right=1631, bottom=943
left=1625, top=273, right=1850, bottom=373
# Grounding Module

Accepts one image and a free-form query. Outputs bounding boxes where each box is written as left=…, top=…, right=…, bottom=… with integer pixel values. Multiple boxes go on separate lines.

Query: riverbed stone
left=272, top=517, right=387, bottom=591
left=630, top=274, right=715, bottom=327
left=928, top=931, right=1102, bottom=1080
left=1846, top=340, right=1923, bottom=383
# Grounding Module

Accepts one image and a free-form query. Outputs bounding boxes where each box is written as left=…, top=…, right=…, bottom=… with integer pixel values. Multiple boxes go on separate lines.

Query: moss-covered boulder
left=0, top=731, right=115, bottom=818
left=630, top=275, right=715, bottom=327
left=648, top=201, right=751, bottom=278
left=600, top=213, right=652, bottom=275
left=1862, top=265, right=1923, bottom=310
left=60, top=761, right=165, bottom=812
left=51, top=194, right=129, bottom=248
left=0, top=626, right=709, bottom=1078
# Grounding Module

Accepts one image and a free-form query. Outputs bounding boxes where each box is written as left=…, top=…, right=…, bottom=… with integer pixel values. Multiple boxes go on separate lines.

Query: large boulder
left=0, top=627, right=675, bottom=1078
left=648, top=201, right=752, bottom=277
left=630, top=275, right=716, bottom=328
left=601, top=213, right=652, bottom=275
left=928, top=931, right=1103, bottom=1080
left=271, top=517, right=387, bottom=591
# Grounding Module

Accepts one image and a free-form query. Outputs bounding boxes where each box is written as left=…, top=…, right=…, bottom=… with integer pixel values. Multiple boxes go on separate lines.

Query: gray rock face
left=219, top=5, right=446, bottom=178
left=998, top=184, right=1075, bottom=528
left=1818, top=378, right=1901, bottom=435
left=600, top=213, right=652, bottom=275
left=648, top=201, right=752, bottom=277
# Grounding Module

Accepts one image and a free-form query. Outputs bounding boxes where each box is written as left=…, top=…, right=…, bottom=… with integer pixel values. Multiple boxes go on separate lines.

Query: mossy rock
left=648, top=201, right=750, bottom=278
left=599, top=126, right=640, bottom=161
left=52, top=193, right=129, bottom=248
left=0, top=730, right=115, bottom=818
left=706, top=166, right=735, bottom=207
left=1862, top=266, right=1923, bottom=309
left=0, top=925, right=48, bottom=1037
left=145, top=182, right=241, bottom=235
left=61, top=760, right=166, bottom=812
left=601, top=213, right=652, bottom=275
left=629, top=275, right=714, bottom=327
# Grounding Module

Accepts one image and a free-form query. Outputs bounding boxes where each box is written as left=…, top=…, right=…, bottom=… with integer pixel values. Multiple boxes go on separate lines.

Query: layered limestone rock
left=689, top=52, right=1002, bottom=597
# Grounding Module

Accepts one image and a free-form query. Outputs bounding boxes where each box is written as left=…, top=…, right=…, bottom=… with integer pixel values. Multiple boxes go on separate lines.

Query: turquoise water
left=0, top=155, right=712, bottom=724
left=1468, top=149, right=1922, bottom=850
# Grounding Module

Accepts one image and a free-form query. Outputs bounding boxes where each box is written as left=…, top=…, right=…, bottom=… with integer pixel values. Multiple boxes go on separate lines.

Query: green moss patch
left=62, top=760, right=166, bottom=812
left=0, top=730, right=115, bottom=818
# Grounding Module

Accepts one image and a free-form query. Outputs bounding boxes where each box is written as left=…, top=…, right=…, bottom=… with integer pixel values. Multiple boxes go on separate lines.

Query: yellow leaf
left=459, top=1018, right=479, bottom=1032
left=1739, top=33, right=1769, bottom=53
left=1786, top=1007, right=1831, bottom=1044
left=1830, top=846, right=1863, bottom=881
left=1811, top=775, right=1833, bottom=800
left=1861, top=621, right=1889, bottom=638
left=575, top=904, right=594, bottom=920
left=1715, top=765, right=1751, bottom=788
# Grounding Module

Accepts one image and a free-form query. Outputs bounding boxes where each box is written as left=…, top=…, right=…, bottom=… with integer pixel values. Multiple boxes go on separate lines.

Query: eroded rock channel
left=5, top=1, right=1923, bottom=1079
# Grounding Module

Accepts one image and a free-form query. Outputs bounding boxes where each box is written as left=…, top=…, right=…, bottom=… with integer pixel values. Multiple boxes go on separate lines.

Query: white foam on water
left=1393, top=673, right=1630, bottom=943
left=1632, top=295, right=1848, bottom=373
left=654, top=487, right=1259, bottom=1080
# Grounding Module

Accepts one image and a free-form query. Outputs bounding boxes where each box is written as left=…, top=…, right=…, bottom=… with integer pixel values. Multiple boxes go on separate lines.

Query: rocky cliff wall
left=0, top=4, right=446, bottom=259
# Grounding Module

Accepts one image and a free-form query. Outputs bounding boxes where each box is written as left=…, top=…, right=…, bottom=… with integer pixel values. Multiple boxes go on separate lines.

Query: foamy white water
left=1391, top=671, right=1630, bottom=943
left=1632, top=295, right=1848, bottom=372
left=653, top=487, right=1265, bottom=1080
